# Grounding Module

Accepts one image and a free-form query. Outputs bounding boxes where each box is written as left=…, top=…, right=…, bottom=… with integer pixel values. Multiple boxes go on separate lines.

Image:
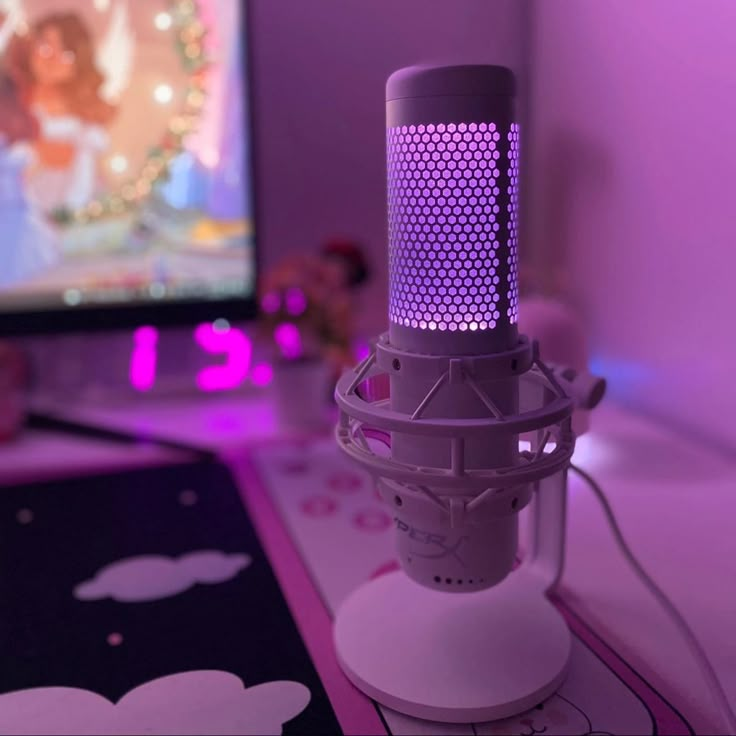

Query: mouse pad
left=0, top=461, right=341, bottom=735
left=248, top=438, right=696, bottom=736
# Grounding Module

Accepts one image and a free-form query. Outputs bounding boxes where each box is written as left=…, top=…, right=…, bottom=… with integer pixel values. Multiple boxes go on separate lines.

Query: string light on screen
left=76, top=0, right=209, bottom=224
left=109, top=155, right=128, bottom=174
left=154, top=12, right=173, bottom=31
left=153, top=83, right=175, bottom=105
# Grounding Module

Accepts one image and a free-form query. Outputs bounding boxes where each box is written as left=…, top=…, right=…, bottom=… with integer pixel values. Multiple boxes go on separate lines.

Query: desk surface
left=0, top=396, right=734, bottom=734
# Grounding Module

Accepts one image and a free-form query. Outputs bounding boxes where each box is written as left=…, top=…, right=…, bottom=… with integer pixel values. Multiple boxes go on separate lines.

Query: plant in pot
left=259, top=239, right=369, bottom=430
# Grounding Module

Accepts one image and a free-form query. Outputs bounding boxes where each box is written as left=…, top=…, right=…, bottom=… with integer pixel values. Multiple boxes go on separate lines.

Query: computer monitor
left=0, top=0, right=257, bottom=335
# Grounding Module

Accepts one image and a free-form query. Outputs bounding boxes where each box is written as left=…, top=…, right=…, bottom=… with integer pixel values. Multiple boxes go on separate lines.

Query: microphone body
left=331, top=64, right=599, bottom=724
left=383, top=65, right=523, bottom=591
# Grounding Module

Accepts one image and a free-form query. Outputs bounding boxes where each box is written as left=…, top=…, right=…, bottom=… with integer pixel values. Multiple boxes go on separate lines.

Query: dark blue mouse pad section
left=0, top=461, right=341, bottom=735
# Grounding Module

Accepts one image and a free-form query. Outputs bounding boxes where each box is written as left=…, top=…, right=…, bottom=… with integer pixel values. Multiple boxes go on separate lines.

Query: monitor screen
left=0, top=0, right=256, bottom=333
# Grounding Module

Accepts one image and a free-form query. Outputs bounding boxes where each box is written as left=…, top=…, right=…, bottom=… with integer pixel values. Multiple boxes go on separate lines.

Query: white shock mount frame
left=332, top=332, right=582, bottom=722
left=336, top=332, right=574, bottom=585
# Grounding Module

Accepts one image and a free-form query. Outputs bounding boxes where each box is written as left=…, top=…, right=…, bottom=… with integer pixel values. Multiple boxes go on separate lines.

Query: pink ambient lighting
left=352, top=509, right=392, bottom=533
left=354, top=339, right=371, bottom=362
left=285, top=287, right=308, bottom=316
left=274, top=322, right=303, bottom=360
left=300, top=496, right=339, bottom=518
left=251, top=362, right=274, bottom=387
left=387, top=121, right=518, bottom=332
left=194, top=323, right=253, bottom=392
left=261, top=291, right=280, bottom=314
left=327, top=472, right=363, bottom=494
left=130, top=326, right=159, bottom=392
left=107, top=632, right=124, bottom=647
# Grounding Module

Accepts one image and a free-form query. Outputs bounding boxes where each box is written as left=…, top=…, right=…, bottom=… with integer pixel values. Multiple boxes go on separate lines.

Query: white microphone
left=337, top=65, right=594, bottom=591
left=333, top=64, right=605, bottom=723
left=383, top=64, right=521, bottom=591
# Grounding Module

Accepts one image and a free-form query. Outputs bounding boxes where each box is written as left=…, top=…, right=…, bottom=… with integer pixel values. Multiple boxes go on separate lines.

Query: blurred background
left=0, top=0, right=733, bottom=449
left=0, top=3, right=734, bottom=734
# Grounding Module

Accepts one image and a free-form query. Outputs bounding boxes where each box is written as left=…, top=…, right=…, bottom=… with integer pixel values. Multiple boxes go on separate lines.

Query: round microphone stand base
left=334, top=568, right=570, bottom=724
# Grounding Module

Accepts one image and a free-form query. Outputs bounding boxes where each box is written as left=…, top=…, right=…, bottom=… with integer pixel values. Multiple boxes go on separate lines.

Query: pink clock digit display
left=129, top=323, right=281, bottom=393
left=273, top=322, right=303, bottom=360
left=194, top=323, right=253, bottom=392
left=130, top=326, right=159, bottom=393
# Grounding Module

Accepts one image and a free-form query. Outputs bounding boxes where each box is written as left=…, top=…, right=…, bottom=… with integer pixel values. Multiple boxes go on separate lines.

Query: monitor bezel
left=0, top=1, right=259, bottom=337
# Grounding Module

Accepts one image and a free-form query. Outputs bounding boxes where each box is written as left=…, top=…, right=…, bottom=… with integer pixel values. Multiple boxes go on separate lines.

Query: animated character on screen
left=11, top=2, right=134, bottom=214
left=0, top=1, right=58, bottom=288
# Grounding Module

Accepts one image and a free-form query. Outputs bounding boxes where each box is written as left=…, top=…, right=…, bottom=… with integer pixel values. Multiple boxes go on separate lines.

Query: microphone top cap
left=386, top=64, right=516, bottom=102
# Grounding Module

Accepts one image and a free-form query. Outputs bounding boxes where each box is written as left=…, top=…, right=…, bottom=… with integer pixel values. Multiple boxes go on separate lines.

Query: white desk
left=1, top=396, right=733, bottom=734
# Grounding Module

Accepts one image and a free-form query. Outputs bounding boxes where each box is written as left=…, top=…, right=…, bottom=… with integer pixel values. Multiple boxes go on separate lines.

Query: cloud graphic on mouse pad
left=0, top=671, right=310, bottom=735
left=74, top=551, right=252, bottom=603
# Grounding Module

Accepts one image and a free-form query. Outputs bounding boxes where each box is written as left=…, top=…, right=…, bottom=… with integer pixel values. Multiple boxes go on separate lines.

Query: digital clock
left=129, top=322, right=273, bottom=394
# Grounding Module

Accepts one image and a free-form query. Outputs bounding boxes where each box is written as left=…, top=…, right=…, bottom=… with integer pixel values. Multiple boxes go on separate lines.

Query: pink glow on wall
left=354, top=339, right=371, bottom=362
left=274, top=323, right=303, bottom=360
left=261, top=292, right=280, bottom=314
left=526, top=0, right=736, bottom=447
left=130, top=327, right=159, bottom=393
left=251, top=363, right=274, bottom=387
left=285, top=288, right=308, bottom=316
left=194, top=323, right=253, bottom=392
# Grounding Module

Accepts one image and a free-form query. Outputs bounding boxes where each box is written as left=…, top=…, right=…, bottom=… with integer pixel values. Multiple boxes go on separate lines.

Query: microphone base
left=334, top=569, right=570, bottom=724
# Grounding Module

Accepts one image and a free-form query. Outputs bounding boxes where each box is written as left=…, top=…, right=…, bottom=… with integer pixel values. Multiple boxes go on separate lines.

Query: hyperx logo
left=394, top=519, right=468, bottom=565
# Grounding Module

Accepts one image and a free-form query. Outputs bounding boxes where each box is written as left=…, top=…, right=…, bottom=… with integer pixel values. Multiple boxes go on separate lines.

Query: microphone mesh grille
left=507, top=123, right=520, bottom=325
left=387, top=121, right=519, bottom=333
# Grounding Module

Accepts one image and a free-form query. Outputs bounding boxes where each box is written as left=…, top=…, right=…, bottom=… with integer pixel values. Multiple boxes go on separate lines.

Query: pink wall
left=248, top=0, right=528, bottom=336
left=525, top=0, right=736, bottom=450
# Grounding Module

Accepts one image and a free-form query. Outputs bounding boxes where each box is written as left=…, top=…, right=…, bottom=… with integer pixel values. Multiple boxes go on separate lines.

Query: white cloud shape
left=0, top=671, right=310, bottom=735
left=74, top=551, right=252, bottom=603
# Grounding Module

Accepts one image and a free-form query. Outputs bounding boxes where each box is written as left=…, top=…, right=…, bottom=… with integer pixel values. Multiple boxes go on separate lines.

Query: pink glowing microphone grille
left=387, top=121, right=519, bottom=335
left=507, top=123, right=520, bottom=324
